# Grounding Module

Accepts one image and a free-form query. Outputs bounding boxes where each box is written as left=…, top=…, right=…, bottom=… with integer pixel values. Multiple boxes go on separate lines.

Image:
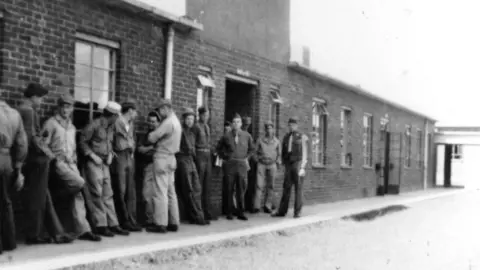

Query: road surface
left=128, top=190, right=480, bottom=270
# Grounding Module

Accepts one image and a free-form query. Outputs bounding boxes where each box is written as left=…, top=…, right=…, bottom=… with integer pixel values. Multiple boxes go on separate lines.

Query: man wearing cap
left=273, top=116, right=308, bottom=219
left=138, top=110, right=162, bottom=228
left=42, top=94, right=101, bottom=241
left=176, top=107, right=209, bottom=226
left=192, top=106, right=215, bottom=221
left=242, top=115, right=256, bottom=213
left=147, top=99, right=182, bottom=233
left=18, top=83, right=73, bottom=245
left=216, top=113, right=255, bottom=221
left=253, top=120, right=281, bottom=214
left=0, top=95, right=28, bottom=254
left=217, top=121, right=234, bottom=216
left=111, top=100, right=142, bottom=232
left=79, top=101, right=130, bottom=237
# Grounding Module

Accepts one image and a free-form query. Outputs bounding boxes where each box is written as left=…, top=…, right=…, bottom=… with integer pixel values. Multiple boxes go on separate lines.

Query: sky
left=291, top=0, right=479, bottom=126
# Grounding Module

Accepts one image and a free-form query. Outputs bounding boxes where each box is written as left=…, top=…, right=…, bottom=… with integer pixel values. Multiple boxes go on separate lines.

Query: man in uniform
left=18, top=83, right=73, bottom=245
left=218, top=121, right=233, bottom=216
left=273, top=116, right=308, bottom=219
left=111, top=100, right=142, bottom=232
left=138, top=110, right=162, bottom=228
left=147, top=99, right=182, bottom=233
left=193, top=106, right=215, bottom=221
left=0, top=96, right=28, bottom=254
left=253, top=120, right=281, bottom=214
left=217, top=113, right=255, bottom=221
left=42, top=94, right=101, bottom=241
left=242, top=116, right=256, bottom=213
left=79, top=101, right=129, bottom=237
left=177, top=108, right=209, bottom=225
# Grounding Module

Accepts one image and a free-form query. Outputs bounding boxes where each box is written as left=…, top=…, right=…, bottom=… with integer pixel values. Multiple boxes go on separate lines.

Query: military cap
left=157, top=98, right=172, bottom=108
left=24, top=83, right=48, bottom=98
left=182, top=107, right=196, bottom=117
left=104, top=101, right=121, bottom=114
left=198, top=106, right=209, bottom=114
left=57, top=94, right=74, bottom=105
left=288, top=116, right=299, bottom=124
left=224, top=121, right=231, bottom=127
left=121, top=100, right=137, bottom=111
left=243, top=116, right=252, bottom=124
left=264, top=120, right=274, bottom=128
left=232, top=113, right=242, bottom=120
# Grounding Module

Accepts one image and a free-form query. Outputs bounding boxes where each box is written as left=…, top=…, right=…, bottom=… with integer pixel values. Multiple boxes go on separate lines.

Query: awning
left=270, top=91, right=283, bottom=104
left=100, top=0, right=203, bottom=32
left=198, top=75, right=216, bottom=88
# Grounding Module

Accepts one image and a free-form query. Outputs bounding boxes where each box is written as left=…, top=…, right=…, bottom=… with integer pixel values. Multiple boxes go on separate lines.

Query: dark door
left=383, top=132, right=391, bottom=192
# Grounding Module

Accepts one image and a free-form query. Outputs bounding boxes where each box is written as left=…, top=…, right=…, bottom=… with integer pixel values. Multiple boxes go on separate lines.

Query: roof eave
left=287, top=62, right=437, bottom=122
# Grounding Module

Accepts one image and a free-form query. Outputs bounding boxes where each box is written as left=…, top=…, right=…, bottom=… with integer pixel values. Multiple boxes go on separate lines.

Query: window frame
left=363, top=113, right=374, bottom=168
left=311, top=98, right=328, bottom=168
left=196, top=67, right=215, bottom=119
left=416, top=128, right=423, bottom=168
left=269, top=85, right=282, bottom=136
left=404, top=125, right=412, bottom=168
left=340, top=107, right=353, bottom=168
left=73, top=33, right=119, bottom=130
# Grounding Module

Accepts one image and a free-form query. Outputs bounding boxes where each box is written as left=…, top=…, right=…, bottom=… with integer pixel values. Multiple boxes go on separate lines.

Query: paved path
left=152, top=189, right=480, bottom=270
left=0, top=188, right=466, bottom=269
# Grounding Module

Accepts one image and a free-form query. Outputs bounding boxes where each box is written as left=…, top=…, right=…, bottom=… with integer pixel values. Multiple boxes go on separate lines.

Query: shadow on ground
left=341, top=205, right=409, bottom=222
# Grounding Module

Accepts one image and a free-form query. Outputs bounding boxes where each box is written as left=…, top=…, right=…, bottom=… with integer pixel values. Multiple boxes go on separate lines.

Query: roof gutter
left=287, top=62, right=437, bottom=122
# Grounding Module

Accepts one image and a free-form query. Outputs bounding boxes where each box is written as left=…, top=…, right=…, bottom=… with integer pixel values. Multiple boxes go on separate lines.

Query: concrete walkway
left=0, top=187, right=467, bottom=270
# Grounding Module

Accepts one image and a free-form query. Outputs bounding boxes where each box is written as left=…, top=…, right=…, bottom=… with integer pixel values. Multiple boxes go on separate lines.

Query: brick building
left=0, top=0, right=435, bottom=228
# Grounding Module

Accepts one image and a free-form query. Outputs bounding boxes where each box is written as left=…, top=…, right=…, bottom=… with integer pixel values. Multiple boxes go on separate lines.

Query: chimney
left=302, top=46, right=311, bottom=67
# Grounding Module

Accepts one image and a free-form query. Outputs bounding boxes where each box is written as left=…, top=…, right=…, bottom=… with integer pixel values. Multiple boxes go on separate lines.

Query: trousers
left=176, top=155, right=205, bottom=223
left=254, top=163, right=277, bottom=211
left=111, top=150, right=137, bottom=227
left=195, top=150, right=212, bottom=219
left=277, top=162, right=304, bottom=216
left=225, top=160, right=248, bottom=216
left=0, top=154, right=16, bottom=253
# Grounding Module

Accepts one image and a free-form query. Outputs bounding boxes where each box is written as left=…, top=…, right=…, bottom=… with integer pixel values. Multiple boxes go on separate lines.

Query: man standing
left=217, top=113, right=255, bottom=221
left=253, top=121, right=281, bottom=214
left=79, top=101, right=129, bottom=237
left=193, top=106, right=215, bottom=221
left=138, top=110, right=161, bottom=228
left=273, top=117, right=308, bottom=219
left=147, top=99, right=182, bottom=233
left=43, top=94, right=101, bottom=241
left=176, top=108, right=209, bottom=225
left=111, top=101, right=142, bottom=232
left=18, top=83, right=73, bottom=245
left=242, top=116, right=256, bottom=213
left=0, top=96, right=28, bottom=254
left=218, top=121, right=232, bottom=216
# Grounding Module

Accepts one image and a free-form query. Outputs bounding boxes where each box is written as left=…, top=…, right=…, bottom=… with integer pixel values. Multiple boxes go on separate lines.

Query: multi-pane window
left=311, top=99, right=328, bottom=167
left=340, top=107, right=353, bottom=167
left=74, top=34, right=118, bottom=130
left=196, top=66, right=215, bottom=118
left=363, top=113, right=373, bottom=167
left=269, top=86, right=282, bottom=136
left=416, top=129, right=423, bottom=168
left=404, top=125, right=412, bottom=167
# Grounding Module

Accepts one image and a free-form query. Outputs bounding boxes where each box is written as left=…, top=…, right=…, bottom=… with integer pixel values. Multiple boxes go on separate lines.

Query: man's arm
left=12, top=113, right=28, bottom=169
left=300, top=134, right=308, bottom=170
left=148, top=119, right=171, bottom=143
left=276, top=138, right=282, bottom=165
left=78, top=121, right=96, bottom=157
left=40, top=119, right=57, bottom=160
left=246, top=133, right=255, bottom=159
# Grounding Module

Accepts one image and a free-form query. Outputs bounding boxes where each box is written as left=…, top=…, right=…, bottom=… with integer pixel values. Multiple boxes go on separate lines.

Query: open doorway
left=224, top=77, right=256, bottom=134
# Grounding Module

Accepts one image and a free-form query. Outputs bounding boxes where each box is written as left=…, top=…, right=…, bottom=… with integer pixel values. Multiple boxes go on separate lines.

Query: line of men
left=0, top=82, right=308, bottom=254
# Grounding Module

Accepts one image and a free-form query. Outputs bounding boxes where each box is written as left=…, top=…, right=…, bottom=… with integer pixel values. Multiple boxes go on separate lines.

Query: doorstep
left=0, top=187, right=467, bottom=270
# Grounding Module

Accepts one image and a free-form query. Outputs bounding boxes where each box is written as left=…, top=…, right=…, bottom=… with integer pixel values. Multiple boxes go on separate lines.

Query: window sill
left=341, top=165, right=353, bottom=170
left=312, top=164, right=326, bottom=169
left=363, top=165, right=373, bottom=170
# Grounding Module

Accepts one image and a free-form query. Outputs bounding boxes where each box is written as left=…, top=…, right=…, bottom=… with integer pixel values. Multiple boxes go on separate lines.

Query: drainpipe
left=164, top=25, right=175, bottom=100
left=423, top=119, right=429, bottom=190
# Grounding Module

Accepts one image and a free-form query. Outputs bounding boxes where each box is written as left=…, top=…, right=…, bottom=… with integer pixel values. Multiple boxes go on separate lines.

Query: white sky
left=291, top=0, right=479, bottom=126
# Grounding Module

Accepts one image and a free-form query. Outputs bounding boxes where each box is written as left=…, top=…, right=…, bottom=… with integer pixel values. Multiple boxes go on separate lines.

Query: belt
left=196, top=148, right=210, bottom=152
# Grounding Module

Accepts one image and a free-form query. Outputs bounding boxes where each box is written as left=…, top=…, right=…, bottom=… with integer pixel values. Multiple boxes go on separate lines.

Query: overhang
left=100, top=0, right=203, bottom=32
left=434, top=132, right=480, bottom=145
left=287, top=62, right=437, bottom=122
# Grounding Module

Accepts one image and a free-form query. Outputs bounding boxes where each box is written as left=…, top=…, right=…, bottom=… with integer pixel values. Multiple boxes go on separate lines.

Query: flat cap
left=288, top=116, right=299, bottom=124
left=57, top=94, right=74, bottom=105
left=24, top=83, right=48, bottom=98
left=104, top=101, right=121, bottom=114
left=157, top=98, right=172, bottom=108
left=198, top=106, right=209, bottom=114
left=264, top=120, right=274, bottom=128
left=121, top=100, right=137, bottom=110
left=182, top=107, right=195, bottom=117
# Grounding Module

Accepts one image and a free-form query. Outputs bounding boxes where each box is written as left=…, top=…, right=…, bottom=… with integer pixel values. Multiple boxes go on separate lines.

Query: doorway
left=224, top=78, right=256, bottom=134
left=377, top=120, right=393, bottom=196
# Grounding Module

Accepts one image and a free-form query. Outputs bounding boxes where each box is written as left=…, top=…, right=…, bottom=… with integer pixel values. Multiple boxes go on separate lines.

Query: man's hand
left=13, top=169, right=24, bottom=191
left=107, top=152, right=114, bottom=165
left=90, top=153, right=103, bottom=165
left=298, top=168, right=306, bottom=177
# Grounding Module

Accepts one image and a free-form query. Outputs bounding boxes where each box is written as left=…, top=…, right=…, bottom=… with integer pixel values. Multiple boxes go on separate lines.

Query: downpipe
left=164, top=25, right=174, bottom=100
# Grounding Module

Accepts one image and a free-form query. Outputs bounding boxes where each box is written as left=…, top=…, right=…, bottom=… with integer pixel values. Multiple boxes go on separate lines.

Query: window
left=340, top=107, right=353, bottom=167
left=269, top=85, right=282, bottom=135
left=196, top=66, right=215, bottom=118
left=363, top=113, right=373, bottom=167
left=404, top=125, right=412, bottom=167
left=311, top=99, right=328, bottom=167
left=416, top=129, right=423, bottom=168
left=453, top=144, right=463, bottom=159
left=73, top=33, right=118, bottom=130
left=380, top=118, right=388, bottom=141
